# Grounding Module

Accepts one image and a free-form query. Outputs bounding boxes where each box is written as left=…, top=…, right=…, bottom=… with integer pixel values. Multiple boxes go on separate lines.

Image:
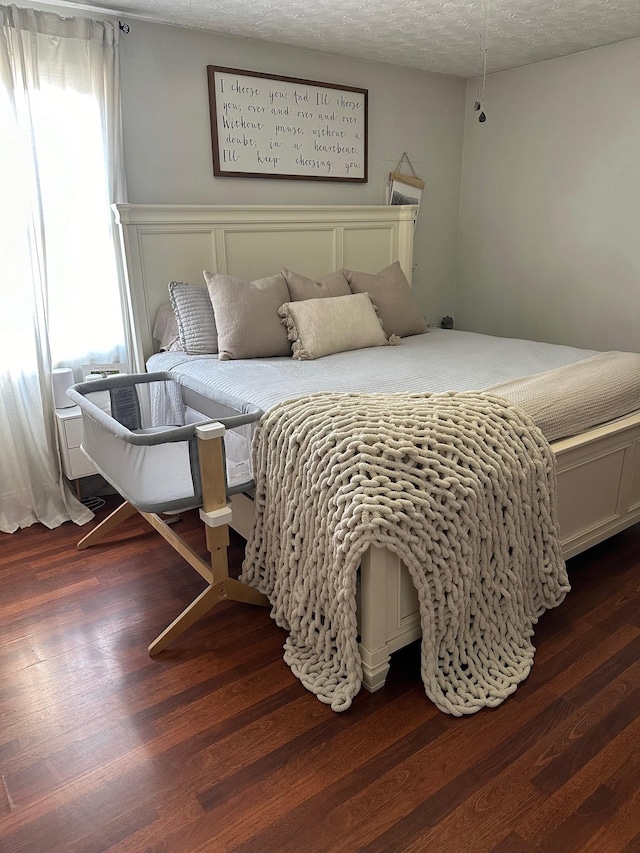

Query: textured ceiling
left=51, top=0, right=640, bottom=77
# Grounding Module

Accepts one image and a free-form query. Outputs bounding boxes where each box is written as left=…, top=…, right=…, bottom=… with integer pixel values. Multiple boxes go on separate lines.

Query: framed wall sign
left=207, top=66, right=368, bottom=182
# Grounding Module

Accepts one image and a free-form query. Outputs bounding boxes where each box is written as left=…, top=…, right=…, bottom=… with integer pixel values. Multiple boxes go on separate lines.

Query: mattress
left=147, top=329, right=602, bottom=413
left=134, top=328, right=638, bottom=507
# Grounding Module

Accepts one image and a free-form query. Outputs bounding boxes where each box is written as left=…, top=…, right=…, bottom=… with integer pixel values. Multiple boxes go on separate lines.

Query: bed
left=109, top=203, right=640, bottom=700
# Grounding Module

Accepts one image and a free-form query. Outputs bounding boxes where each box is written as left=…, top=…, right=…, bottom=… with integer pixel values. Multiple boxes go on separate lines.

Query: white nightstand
left=55, top=406, right=97, bottom=492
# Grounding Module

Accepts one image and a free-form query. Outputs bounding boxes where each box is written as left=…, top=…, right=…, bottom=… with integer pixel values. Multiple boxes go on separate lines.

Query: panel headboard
left=113, top=203, right=417, bottom=371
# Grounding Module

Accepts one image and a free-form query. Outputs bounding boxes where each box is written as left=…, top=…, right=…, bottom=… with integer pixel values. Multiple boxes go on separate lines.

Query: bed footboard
left=553, top=411, right=640, bottom=558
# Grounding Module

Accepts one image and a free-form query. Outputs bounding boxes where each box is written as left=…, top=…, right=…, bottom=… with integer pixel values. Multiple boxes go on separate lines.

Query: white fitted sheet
left=147, top=329, right=601, bottom=414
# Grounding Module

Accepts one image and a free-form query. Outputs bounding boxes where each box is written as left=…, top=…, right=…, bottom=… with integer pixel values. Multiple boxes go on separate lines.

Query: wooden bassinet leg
left=76, top=500, right=138, bottom=550
left=147, top=422, right=268, bottom=656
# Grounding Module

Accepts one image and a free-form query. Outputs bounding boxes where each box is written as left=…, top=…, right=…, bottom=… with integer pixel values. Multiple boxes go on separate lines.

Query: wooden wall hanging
left=388, top=152, right=424, bottom=208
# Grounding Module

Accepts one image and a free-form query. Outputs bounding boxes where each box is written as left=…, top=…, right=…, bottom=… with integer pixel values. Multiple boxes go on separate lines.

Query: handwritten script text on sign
left=214, top=72, right=366, bottom=179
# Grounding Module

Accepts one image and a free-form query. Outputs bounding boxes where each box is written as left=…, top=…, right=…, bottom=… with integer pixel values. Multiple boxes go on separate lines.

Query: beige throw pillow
left=278, top=293, right=397, bottom=360
left=282, top=268, right=351, bottom=301
left=203, top=271, right=291, bottom=360
left=344, top=261, right=427, bottom=338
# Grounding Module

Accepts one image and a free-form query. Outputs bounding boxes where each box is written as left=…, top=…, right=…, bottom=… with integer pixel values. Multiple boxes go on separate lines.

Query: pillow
left=204, top=271, right=291, bottom=360
left=278, top=293, right=398, bottom=360
left=168, top=282, right=217, bottom=354
left=282, top=268, right=351, bottom=301
left=152, top=303, right=180, bottom=352
left=343, top=261, right=427, bottom=338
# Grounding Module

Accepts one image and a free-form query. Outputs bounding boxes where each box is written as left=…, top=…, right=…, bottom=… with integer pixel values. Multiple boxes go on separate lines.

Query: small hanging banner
left=388, top=152, right=424, bottom=221
left=389, top=152, right=425, bottom=190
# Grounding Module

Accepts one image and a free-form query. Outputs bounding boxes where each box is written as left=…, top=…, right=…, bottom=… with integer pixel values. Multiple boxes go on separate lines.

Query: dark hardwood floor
left=1, top=499, right=639, bottom=852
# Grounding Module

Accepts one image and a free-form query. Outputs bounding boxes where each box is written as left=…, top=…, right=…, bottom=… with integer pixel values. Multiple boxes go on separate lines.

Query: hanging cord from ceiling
left=473, top=0, right=489, bottom=123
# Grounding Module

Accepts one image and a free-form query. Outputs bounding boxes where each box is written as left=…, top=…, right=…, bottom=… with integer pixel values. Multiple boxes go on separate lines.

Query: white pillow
left=278, top=293, right=399, bottom=360
left=152, top=303, right=180, bottom=351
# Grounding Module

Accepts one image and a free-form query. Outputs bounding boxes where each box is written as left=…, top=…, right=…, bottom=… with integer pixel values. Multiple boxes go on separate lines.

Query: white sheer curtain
left=0, top=4, right=131, bottom=533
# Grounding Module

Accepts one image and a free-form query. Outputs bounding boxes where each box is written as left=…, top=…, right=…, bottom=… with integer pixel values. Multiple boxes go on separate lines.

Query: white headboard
left=113, top=204, right=417, bottom=371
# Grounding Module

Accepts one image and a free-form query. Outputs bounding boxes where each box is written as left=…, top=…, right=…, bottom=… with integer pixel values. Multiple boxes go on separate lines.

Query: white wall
left=118, top=20, right=466, bottom=325
left=455, top=38, right=640, bottom=353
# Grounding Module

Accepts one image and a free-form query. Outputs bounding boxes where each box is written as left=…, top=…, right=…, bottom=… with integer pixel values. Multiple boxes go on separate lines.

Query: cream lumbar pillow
left=278, top=293, right=399, bottom=360
left=203, top=271, right=291, bottom=360
left=343, top=261, right=427, bottom=338
left=282, top=268, right=351, bottom=301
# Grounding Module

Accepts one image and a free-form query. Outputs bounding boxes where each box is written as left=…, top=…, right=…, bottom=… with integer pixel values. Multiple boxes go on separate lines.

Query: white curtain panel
left=0, top=4, right=129, bottom=533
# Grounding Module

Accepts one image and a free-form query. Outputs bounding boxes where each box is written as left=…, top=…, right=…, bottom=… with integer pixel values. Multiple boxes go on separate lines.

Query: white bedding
left=147, top=329, right=600, bottom=413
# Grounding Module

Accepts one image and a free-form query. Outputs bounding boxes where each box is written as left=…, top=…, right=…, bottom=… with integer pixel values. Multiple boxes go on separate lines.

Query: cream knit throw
left=242, top=391, right=570, bottom=715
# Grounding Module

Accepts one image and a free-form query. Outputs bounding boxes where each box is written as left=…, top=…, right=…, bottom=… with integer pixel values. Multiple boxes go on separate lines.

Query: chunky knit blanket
left=242, top=391, right=570, bottom=715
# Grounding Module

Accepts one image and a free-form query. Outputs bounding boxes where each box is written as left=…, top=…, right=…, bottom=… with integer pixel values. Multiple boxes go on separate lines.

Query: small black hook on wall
left=118, top=21, right=130, bottom=34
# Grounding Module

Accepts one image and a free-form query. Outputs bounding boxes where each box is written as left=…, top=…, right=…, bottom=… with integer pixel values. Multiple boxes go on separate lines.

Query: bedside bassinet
left=67, top=372, right=269, bottom=654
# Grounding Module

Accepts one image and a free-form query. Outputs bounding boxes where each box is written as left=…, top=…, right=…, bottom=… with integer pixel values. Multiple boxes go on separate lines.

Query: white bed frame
left=114, top=203, right=640, bottom=690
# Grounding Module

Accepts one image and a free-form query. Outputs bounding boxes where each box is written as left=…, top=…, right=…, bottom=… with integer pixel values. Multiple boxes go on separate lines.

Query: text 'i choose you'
left=214, top=72, right=366, bottom=179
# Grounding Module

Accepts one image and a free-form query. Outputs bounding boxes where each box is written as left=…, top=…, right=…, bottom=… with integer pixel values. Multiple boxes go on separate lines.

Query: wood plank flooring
left=1, top=500, right=639, bottom=852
